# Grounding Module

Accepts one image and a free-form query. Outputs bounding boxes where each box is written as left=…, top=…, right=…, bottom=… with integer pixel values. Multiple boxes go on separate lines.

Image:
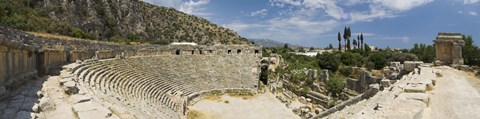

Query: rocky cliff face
left=0, top=0, right=250, bottom=45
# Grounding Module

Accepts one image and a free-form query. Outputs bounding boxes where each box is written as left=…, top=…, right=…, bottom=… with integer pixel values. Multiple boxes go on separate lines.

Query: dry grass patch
left=436, top=72, right=443, bottom=78
left=28, top=32, right=81, bottom=40
left=371, top=70, right=384, bottom=77
left=187, top=109, right=218, bottom=119
left=202, top=95, right=223, bottom=102
left=227, top=93, right=256, bottom=100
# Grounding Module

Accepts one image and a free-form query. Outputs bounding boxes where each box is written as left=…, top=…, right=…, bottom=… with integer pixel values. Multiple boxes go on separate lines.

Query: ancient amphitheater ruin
left=0, top=26, right=263, bottom=119
left=2, top=25, right=480, bottom=119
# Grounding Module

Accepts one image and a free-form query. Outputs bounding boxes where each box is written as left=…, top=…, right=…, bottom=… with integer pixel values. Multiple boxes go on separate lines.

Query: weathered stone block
left=77, top=109, right=112, bottom=119
left=39, top=98, right=55, bottom=111
left=32, top=103, right=39, bottom=113
left=380, top=79, right=391, bottom=88
left=63, top=81, right=78, bottom=94
left=390, top=62, right=401, bottom=67
left=362, top=84, right=380, bottom=98
left=404, top=61, right=416, bottom=72
left=70, top=95, right=91, bottom=104
left=389, top=73, right=399, bottom=80
left=59, top=78, right=73, bottom=85
left=405, top=84, right=426, bottom=93
left=413, top=108, right=431, bottom=119
left=73, top=101, right=98, bottom=112
left=398, top=93, right=429, bottom=104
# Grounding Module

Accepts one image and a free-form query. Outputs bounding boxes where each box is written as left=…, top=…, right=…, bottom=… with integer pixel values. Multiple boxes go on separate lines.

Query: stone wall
left=434, top=32, right=464, bottom=65
left=345, top=70, right=381, bottom=93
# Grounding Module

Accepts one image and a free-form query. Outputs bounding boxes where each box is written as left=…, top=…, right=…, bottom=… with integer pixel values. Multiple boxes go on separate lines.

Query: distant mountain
left=249, top=39, right=287, bottom=47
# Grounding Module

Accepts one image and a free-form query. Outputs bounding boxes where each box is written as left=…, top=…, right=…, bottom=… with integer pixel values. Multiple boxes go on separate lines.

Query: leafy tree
left=360, top=33, right=364, bottom=49
left=389, top=52, right=418, bottom=63
left=410, top=43, right=435, bottom=63
left=357, top=35, right=360, bottom=48
left=309, top=47, right=315, bottom=51
left=327, top=74, right=345, bottom=97
left=327, top=43, right=334, bottom=50
left=284, top=43, right=289, bottom=49
left=260, top=65, right=269, bottom=84
left=364, top=44, right=371, bottom=55
left=340, top=52, right=356, bottom=66
left=343, top=27, right=347, bottom=50
left=317, top=52, right=340, bottom=71
left=298, top=47, right=305, bottom=52
left=344, top=27, right=352, bottom=50
left=463, top=35, right=480, bottom=66
left=353, top=39, right=357, bottom=49
left=347, top=38, right=351, bottom=50
left=339, top=66, right=353, bottom=77
left=338, top=32, right=342, bottom=51
left=368, top=52, right=387, bottom=70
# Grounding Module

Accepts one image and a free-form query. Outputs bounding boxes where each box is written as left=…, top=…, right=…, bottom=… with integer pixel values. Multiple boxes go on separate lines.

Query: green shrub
left=340, top=52, right=356, bottom=66
left=70, top=28, right=96, bottom=39
left=368, top=52, right=387, bottom=70
left=149, top=40, right=170, bottom=45
left=339, top=66, right=353, bottom=77
left=389, top=53, right=418, bottom=63
left=327, top=74, right=345, bottom=97
left=317, top=52, right=340, bottom=71
left=299, top=88, right=309, bottom=96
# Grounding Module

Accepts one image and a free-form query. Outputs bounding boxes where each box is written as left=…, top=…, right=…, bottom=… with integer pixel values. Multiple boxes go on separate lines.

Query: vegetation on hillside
left=0, top=0, right=250, bottom=45
left=463, top=35, right=480, bottom=66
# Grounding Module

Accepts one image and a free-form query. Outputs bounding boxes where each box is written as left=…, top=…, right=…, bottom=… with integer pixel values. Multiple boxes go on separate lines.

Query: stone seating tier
left=71, top=55, right=259, bottom=118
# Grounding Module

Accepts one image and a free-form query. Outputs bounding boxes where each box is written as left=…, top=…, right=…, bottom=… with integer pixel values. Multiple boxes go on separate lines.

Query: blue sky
left=142, top=0, right=480, bottom=48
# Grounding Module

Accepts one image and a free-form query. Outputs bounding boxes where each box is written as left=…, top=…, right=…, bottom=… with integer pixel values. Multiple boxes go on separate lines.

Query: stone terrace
left=321, top=66, right=436, bottom=119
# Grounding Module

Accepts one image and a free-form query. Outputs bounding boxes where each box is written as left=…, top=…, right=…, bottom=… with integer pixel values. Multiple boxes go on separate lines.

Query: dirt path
left=429, top=67, right=480, bottom=119
left=188, top=93, right=300, bottom=119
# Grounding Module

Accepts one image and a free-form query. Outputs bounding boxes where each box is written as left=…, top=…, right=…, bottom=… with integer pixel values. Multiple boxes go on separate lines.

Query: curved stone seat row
left=73, top=61, right=181, bottom=119
left=71, top=55, right=259, bottom=118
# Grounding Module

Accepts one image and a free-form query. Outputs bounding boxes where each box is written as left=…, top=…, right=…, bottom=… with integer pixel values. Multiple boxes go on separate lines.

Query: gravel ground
left=188, top=93, right=300, bottom=119
left=429, top=66, right=480, bottom=119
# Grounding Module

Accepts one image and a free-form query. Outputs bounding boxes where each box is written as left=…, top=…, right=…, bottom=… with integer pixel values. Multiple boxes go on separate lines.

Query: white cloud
left=369, top=36, right=411, bottom=43
left=250, top=9, right=269, bottom=17
left=349, top=5, right=397, bottom=23
left=142, top=0, right=211, bottom=17
left=464, top=0, right=480, bottom=4
left=402, top=36, right=410, bottom=43
left=179, top=0, right=210, bottom=15
left=268, top=0, right=433, bottom=23
left=141, top=0, right=183, bottom=8
left=469, top=11, right=478, bottom=16
left=223, top=17, right=338, bottom=41
left=269, top=0, right=303, bottom=7
left=371, top=0, right=434, bottom=11
left=352, top=33, right=376, bottom=37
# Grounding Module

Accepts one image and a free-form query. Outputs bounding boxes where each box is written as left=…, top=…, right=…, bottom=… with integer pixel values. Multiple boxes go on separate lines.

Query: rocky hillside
left=0, top=0, right=251, bottom=45
left=249, top=39, right=287, bottom=48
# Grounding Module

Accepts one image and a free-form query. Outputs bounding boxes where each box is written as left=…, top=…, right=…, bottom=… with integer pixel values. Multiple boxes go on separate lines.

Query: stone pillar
left=0, top=46, right=7, bottom=85
left=6, top=48, right=12, bottom=80
left=453, top=43, right=464, bottom=65
left=21, top=50, right=27, bottom=74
